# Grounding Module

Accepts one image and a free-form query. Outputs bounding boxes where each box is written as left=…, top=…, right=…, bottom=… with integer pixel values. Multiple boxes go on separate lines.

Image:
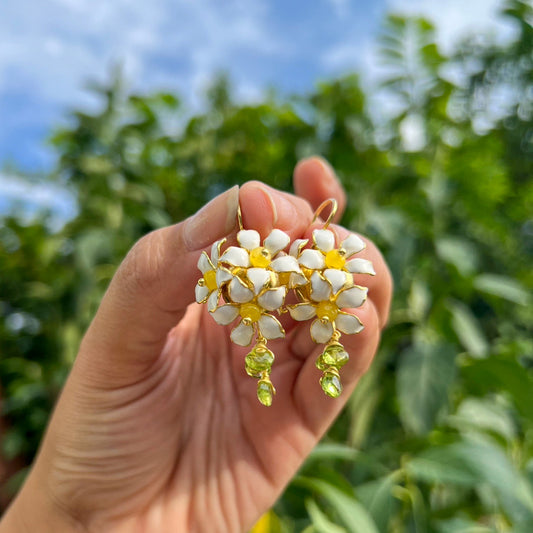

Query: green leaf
left=448, top=397, right=516, bottom=442
left=461, top=357, right=533, bottom=422
left=408, top=279, right=432, bottom=321
left=474, top=274, right=531, bottom=306
left=305, top=499, right=347, bottom=533
left=436, top=237, right=479, bottom=276
left=356, top=472, right=402, bottom=532
left=448, top=300, right=489, bottom=358
left=296, top=477, right=380, bottom=533
left=397, top=341, right=457, bottom=434
left=307, top=443, right=359, bottom=463
left=407, top=438, right=533, bottom=522
left=435, top=517, right=493, bottom=533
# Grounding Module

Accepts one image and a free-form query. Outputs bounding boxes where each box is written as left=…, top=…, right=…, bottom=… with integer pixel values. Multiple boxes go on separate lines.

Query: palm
left=81, top=304, right=333, bottom=531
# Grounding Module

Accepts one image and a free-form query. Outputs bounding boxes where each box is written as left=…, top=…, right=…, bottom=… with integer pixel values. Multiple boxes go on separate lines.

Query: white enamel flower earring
left=196, top=198, right=374, bottom=405
left=196, top=206, right=301, bottom=406
left=288, top=199, right=375, bottom=398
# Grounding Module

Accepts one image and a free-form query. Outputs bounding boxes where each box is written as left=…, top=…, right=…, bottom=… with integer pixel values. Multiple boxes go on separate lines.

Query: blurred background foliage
left=1, top=1, right=533, bottom=531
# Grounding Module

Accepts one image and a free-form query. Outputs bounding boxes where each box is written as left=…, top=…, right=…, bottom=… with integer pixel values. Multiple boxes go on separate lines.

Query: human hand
left=0, top=157, right=392, bottom=533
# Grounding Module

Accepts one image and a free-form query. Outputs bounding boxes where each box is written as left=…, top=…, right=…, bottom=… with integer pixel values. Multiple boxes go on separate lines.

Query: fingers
left=294, top=157, right=347, bottom=223
left=79, top=182, right=315, bottom=384
left=239, top=181, right=314, bottom=239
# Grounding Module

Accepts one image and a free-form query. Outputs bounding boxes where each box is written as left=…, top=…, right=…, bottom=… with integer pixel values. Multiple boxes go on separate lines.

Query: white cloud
left=320, top=0, right=517, bottom=84
left=0, top=172, right=77, bottom=226
left=388, top=0, right=517, bottom=53
left=0, top=0, right=278, bottom=111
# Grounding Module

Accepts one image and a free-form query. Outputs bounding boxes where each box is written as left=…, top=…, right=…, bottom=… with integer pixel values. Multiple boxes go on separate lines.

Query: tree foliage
left=1, top=1, right=533, bottom=530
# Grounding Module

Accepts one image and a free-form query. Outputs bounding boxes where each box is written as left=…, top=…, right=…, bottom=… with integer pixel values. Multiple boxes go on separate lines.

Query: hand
left=0, top=158, right=392, bottom=533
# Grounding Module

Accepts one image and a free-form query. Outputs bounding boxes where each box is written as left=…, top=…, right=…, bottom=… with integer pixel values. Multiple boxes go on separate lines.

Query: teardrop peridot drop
left=320, top=370, right=342, bottom=398
left=257, top=379, right=275, bottom=406
left=245, top=345, right=275, bottom=378
left=316, top=343, right=349, bottom=370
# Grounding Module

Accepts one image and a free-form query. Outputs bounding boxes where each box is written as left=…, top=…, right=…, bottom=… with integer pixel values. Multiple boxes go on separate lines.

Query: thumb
left=77, top=183, right=313, bottom=384
left=78, top=185, right=240, bottom=381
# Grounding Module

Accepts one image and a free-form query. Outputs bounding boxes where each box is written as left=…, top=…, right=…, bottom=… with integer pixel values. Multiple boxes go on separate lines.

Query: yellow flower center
left=316, top=301, right=339, bottom=321
left=240, top=303, right=262, bottom=323
left=325, top=249, right=346, bottom=269
left=203, top=270, right=218, bottom=291
left=277, top=272, right=291, bottom=286
left=250, top=247, right=271, bottom=268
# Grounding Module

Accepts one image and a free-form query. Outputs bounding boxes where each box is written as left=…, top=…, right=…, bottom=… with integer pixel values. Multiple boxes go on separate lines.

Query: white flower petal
left=228, top=277, right=254, bottom=303
left=288, top=304, right=316, bottom=321
left=324, top=268, right=349, bottom=295
left=231, top=322, right=254, bottom=346
left=237, top=230, right=260, bottom=251
left=313, top=229, right=335, bottom=252
left=220, top=246, right=250, bottom=267
left=211, top=238, right=226, bottom=264
left=258, top=287, right=286, bottom=311
left=336, top=286, right=368, bottom=309
left=270, top=255, right=300, bottom=273
left=289, top=238, right=308, bottom=257
left=299, top=249, right=326, bottom=269
left=216, top=267, right=233, bottom=287
left=346, top=258, right=375, bottom=275
left=258, top=314, right=285, bottom=340
left=289, top=272, right=308, bottom=287
left=211, top=305, right=239, bottom=325
left=264, top=229, right=290, bottom=256
left=207, top=290, right=220, bottom=312
left=197, top=252, right=213, bottom=274
left=247, top=268, right=271, bottom=295
left=341, top=234, right=366, bottom=257
left=310, top=319, right=334, bottom=343
left=195, top=283, right=209, bottom=303
left=336, top=312, right=364, bottom=334
left=310, top=272, right=332, bottom=302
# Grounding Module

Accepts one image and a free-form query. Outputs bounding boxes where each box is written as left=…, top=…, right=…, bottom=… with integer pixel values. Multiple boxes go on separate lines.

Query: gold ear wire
left=311, top=199, right=338, bottom=229
left=237, top=204, right=244, bottom=231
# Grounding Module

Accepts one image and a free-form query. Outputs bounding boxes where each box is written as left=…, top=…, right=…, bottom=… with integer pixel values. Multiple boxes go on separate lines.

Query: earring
left=196, top=198, right=374, bottom=404
left=288, top=199, right=375, bottom=398
left=195, top=206, right=306, bottom=406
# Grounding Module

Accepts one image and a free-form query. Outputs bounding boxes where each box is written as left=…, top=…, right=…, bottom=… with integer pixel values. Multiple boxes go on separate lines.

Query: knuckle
left=118, top=230, right=167, bottom=294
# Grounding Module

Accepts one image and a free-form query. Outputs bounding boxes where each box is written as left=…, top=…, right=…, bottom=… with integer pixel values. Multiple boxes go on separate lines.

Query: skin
left=0, top=157, right=392, bottom=533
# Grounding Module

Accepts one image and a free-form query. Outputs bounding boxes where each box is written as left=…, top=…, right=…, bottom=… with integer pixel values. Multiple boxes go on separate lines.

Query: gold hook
left=311, top=199, right=338, bottom=229
left=237, top=204, right=244, bottom=231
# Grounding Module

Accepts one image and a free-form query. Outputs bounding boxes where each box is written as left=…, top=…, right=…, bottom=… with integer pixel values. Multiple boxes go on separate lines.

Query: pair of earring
left=195, top=199, right=375, bottom=406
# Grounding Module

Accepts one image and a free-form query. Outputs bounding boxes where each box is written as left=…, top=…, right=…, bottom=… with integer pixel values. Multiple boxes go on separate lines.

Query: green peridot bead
left=245, top=345, right=275, bottom=378
left=320, top=370, right=342, bottom=398
left=257, top=379, right=275, bottom=407
left=316, top=343, right=349, bottom=371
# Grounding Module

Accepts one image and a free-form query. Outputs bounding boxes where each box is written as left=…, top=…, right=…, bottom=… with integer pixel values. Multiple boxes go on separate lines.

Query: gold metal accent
left=237, top=204, right=244, bottom=231
left=312, top=198, right=338, bottom=229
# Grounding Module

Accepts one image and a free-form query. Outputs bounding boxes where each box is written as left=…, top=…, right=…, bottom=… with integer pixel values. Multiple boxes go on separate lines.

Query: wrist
left=0, top=471, right=84, bottom=533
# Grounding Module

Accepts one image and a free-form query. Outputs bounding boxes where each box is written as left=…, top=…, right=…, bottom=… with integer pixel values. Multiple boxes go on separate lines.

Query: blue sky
left=0, top=0, right=515, bottom=179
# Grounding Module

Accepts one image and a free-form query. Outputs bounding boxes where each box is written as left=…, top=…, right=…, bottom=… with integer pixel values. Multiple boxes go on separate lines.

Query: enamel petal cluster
left=288, top=228, right=374, bottom=397
left=196, top=225, right=374, bottom=405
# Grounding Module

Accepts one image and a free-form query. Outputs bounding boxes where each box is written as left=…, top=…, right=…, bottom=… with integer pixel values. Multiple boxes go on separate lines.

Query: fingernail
left=252, top=183, right=296, bottom=226
left=183, top=185, right=239, bottom=251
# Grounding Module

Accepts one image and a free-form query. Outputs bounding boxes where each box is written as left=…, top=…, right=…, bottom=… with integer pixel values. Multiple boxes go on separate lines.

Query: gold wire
left=311, top=198, right=338, bottom=229
left=237, top=204, right=244, bottom=230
